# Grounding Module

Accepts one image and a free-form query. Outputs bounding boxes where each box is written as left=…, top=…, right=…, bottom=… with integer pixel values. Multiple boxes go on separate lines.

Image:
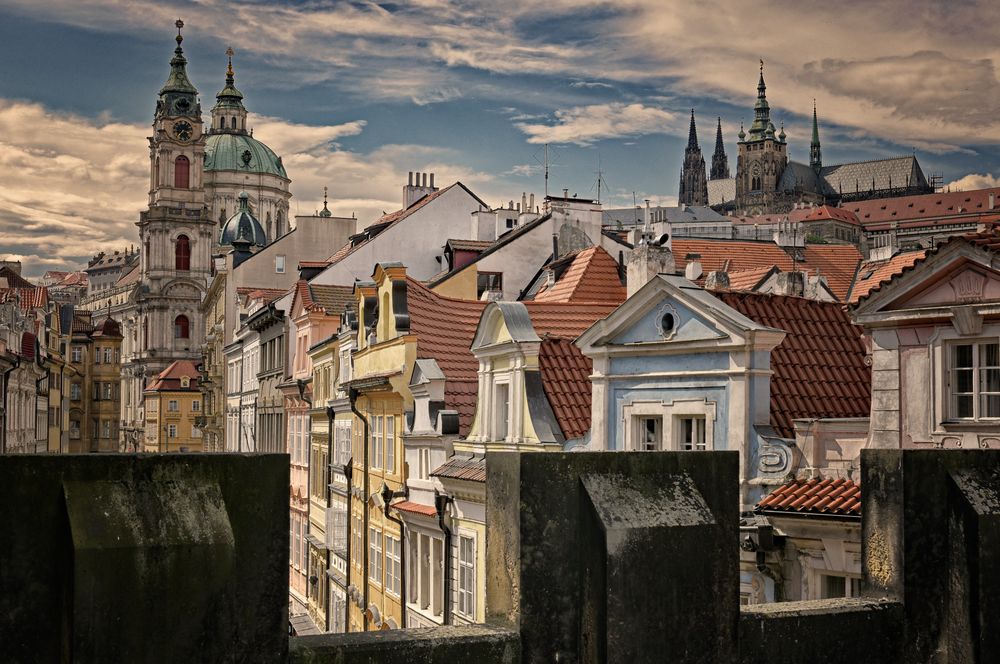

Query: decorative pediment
left=853, top=238, right=1000, bottom=318
left=576, top=274, right=781, bottom=353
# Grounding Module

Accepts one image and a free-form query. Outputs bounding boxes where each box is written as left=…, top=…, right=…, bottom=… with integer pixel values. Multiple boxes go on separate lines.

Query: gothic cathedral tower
left=135, top=20, right=213, bottom=388
left=735, top=62, right=788, bottom=214
left=678, top=110, right=709, bottom=206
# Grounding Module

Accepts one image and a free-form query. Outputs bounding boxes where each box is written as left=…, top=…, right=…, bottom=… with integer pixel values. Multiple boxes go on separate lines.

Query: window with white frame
left=950, top=341, right=1000, bottom=420
left=192, top=399, right=201, bottom=412
left=71, top=346, right=82, bottom=363
left=371, top=415, right=382, bottom=469
left=167, top=424, right=177, bottom=438
left=275, top=255, right=286, bottom=274
left=353, top=515, right=363, bottom=569
left=369, top=527, right=383, bottom=585
left=385, top=416, right=395, bottom=473
left=101, top=420, right=111, bottom=439
left=102, top=382, right=113, bottom=400
left=494, top=383, right=510, bottom=441
left=820, top=574, right=861, bottom=599
left=335, top=420, right=352, bottom=466
left=104, top=348, right=113, bottom=363
left=168, top=400, right=178, bottom=412
left=637, top=416, right=662, bottom=451
left=677, top=416, right=707, bottom=450
left=385, top=534, right=401, bottom=597
left=70, top=383, right=81, bottom=401
left=457, top=534, right=476, bottom=618
left=292, top=516, right=301, bottom=569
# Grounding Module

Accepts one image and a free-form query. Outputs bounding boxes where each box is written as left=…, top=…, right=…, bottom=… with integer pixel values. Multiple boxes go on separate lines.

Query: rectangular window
left=353, top=515, right=363, bottom=569
left=457, top=535, right=476, bottom=618
left=103, top=382, right=113, bottom=400
left=167, top=424, right=177, bottom=438
left=820, top=574, right=861, bottom=599
left=71, top=347, right=82, bottom=363
left=638, top=416, right=662, bottom=451
left=104, top=348, right=113, bottom=363
left=385, top=416, right=395, bottom=473
left=191, top=400, right=201, bottom=412
left=292, top=516, right=301, bottom=570
left=385, top=534, right=401, bottom=597
left=101, top=420, right=111, bottom=439
left=168, top=400, right=178, bottom=412
left=70, top=383, right=81, bottom=401
left=369, top=527, right=383, bottom=585
left=275, top=255, right=286, bottom=274
left=371, top=415, right=382, bottom=469
left=495, top=383, right=510, bottom=441
left=476, top=272, right=503, bottom=299
left=951, top=342, right=1000, bottom=420
left=70, top=420, right=80, bottom=439
left=94, top=348, right=102, bottom=364
left=678, top=416, right=707, bottom=451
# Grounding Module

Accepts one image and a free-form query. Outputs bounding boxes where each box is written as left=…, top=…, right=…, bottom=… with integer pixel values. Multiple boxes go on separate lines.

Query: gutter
left=434, top=489, right=454, bottom=625
left=380, top=483, right=408, bottom=629
left=349, top=388, right=371, bottom=631
left=342, top=455, right=353, bottom=634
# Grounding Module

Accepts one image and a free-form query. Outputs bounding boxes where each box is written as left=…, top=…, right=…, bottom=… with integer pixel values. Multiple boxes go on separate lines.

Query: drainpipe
left=325, top=404, right=335, bottom=633
left=434, top=489, right=454, bottom=625
left=1, top=357, right=21, bottom=454
left=342, top=457, right=353, bottom=634
left=380, top=482, right=409, bottom=629
left=349, top=388, right=370, bottom=631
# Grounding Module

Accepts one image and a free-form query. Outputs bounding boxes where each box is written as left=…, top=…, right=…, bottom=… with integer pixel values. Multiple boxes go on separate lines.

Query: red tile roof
left=446, top=239, right=494, bottom=252
left=732, top=205, right=861, bottom=227
left=534, top=246, right=626, bottom=304
left=407, top=278, right=487, bottom=435
left=719, top=266, right=775, bottom=292
left=116, top=263, right=140, bottom=287
left=145, top=359, right=201, bottom=392
left=846, top=187, right=1000, bottom=230
left=538, top=338, right=592, bottom=440
left=0, top=287, right=49, bottom=312
left=391, top=500, right=438, bottom=517
left=756, top=478, right=861, bottom=516
left=849, top=250, right=927, bottom=303
left=717, top=292, right=870, bottom=438
left=20, top=332, right=36, bottom=360
left=0, top=267, right=35, bottom=289
left=522, top=301, right=619, bottom=339
left=430, top=454, right=486, bottom=483
left=293, top=280, right=353, bottom=316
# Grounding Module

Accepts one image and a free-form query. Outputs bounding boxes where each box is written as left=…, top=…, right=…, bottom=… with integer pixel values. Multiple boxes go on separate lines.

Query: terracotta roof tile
left=145, top=360, right=201, bottom=392
left=308, top=284, right=354, bottom=316
left=538, top=338, right=592, bottom=440
left=446, top=239, right=494, bottom=252
left=846, top=187, right=1000, bottom=230
left=755, top=477, right=861, bottom=516
left=717, top=292, right=870, bottom=438
left=0, top=287, right=48, bottom=312
left=534, top=246, right=626, bottom=304
left=672, top=239, right=861, bottom=301
left=392, top=500, right=438, bottom=517
left=406, top=278, right=487, bottom=435
left=430, top=454, right=486, bottom=483
left=849, top=250, right=927, bottom=303
left=719, top=266, right=775, bottom=291
left=522, top=301, right=618, bottom=339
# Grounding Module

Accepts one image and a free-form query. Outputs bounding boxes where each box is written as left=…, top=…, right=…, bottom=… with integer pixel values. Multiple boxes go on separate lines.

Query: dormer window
left=180, top=376, right=190, bottom=388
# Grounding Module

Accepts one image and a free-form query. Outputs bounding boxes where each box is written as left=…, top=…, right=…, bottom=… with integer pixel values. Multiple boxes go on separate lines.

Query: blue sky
left=0, top=0, right=999, bottom=278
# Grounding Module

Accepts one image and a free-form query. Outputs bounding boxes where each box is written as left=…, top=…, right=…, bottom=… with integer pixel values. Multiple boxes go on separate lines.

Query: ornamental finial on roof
left=225, top=46, right=235, bottom=84
left=175, top=19, right=184, bottom=46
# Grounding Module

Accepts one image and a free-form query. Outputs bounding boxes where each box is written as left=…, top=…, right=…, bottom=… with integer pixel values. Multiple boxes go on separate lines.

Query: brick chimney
left=627, top=201, right=675, bottom=297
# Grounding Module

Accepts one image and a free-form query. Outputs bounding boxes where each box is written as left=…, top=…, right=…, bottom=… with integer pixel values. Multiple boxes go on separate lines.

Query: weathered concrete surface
left=486, top=451, right=739, bottom=664
left=739, top=598, right=904, bottom=664
left=288, top=625, right=519, bottom=663
left=862, top=449, right=1000, bottom=664
left=0, top=454, right=289, bottom=664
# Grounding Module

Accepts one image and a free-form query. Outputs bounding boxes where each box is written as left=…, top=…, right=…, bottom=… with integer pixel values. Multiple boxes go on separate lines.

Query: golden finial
left=759, top=58, right=764, bottom=73
left=175, top=19, right=184, bottom=45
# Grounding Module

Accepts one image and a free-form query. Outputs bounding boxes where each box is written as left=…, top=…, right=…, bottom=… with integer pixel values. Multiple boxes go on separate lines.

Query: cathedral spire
left=710, top=116, right=730, bottom=180
left=748, top=59, right=771, bottom=141
left=156, top=20, right=199, bottom=119
left=810, top=99, right=822, bottom=173
left=687, top=109, right=699, bottom=150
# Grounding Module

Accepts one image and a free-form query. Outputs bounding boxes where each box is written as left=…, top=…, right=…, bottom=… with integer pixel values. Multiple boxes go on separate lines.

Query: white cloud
left=946, top=173, right=1000, bottom=191
left=515, top=103, right=677, bottom=146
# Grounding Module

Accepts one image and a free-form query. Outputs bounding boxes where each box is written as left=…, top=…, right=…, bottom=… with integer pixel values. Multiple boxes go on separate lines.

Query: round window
left=659, top=312, right=675, bottom=336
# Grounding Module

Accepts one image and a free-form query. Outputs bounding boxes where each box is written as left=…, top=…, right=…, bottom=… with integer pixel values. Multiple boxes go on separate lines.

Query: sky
left=1, top=0, right=999, bottom=279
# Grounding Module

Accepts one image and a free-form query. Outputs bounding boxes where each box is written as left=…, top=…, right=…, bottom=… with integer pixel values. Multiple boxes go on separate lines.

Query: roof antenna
left=544, top=143, right=550, bottom=198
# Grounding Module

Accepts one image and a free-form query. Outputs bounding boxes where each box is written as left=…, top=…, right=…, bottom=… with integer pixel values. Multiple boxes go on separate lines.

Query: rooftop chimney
left=626, top=204, right=675, bottom=298
left=403, top=171, right=439, bottom=208
left=684, top=253, right=703, bottom=281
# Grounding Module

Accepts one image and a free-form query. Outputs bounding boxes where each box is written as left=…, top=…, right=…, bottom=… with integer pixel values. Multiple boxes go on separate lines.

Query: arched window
left=231, top=117, right=237, bottom=130
left=220, top=117, right=225, bottom=129
left=174, top=155, right=190, bottom=189
left=174, top=315, right=190, bottom=339
left=276, top=210, right=284, bottom=237
left=175, top=235, right=191, bottom=271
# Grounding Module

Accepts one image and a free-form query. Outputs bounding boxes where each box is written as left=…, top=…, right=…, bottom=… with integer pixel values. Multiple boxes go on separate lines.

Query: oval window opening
left=660, top=312, right=675, bottom=336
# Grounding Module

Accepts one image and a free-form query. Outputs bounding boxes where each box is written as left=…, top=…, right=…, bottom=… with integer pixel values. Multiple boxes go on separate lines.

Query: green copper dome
left=204, top=133, right=287, bottom=179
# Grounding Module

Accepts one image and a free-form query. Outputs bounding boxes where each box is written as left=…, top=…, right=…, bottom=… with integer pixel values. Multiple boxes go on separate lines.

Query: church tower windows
left=174, top=155, right=190, bottom=188
left=175, top=235, right=191, bottom=271
left=174, top=315, right=190, bottom=339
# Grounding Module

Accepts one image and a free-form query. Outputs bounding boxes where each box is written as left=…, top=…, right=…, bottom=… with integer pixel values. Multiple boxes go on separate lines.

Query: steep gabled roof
left=717, top=292, right=870, bottom=438
left=533, top=246, right=626, bottom=304
left=406, top=278, right=487, bottom=435
left=538, top=338, right=592, bottom=440
left=819, top=155, right=927, bottom=197
left=0, top=287, right=48, bottom=312
left=0, top=267, right=35, bottom=289
left=849, top=250, right=927, bottom=303
left=292, top=280, right=353, bottom=317
left=145, top=359, right=200, bottom=392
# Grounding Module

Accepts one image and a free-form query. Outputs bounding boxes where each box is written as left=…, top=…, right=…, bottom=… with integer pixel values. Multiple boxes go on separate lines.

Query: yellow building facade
left=142, top=360, right=204, bottom=452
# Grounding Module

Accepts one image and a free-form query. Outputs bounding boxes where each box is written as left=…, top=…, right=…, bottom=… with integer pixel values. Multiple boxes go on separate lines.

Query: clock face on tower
left=173, top=121, right=194, bottom=142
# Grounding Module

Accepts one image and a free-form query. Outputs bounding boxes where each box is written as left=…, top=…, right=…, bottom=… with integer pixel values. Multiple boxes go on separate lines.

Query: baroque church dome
left=204, top=133, right=287, bottom=178
left=220, top=191, right=268, bottom=247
